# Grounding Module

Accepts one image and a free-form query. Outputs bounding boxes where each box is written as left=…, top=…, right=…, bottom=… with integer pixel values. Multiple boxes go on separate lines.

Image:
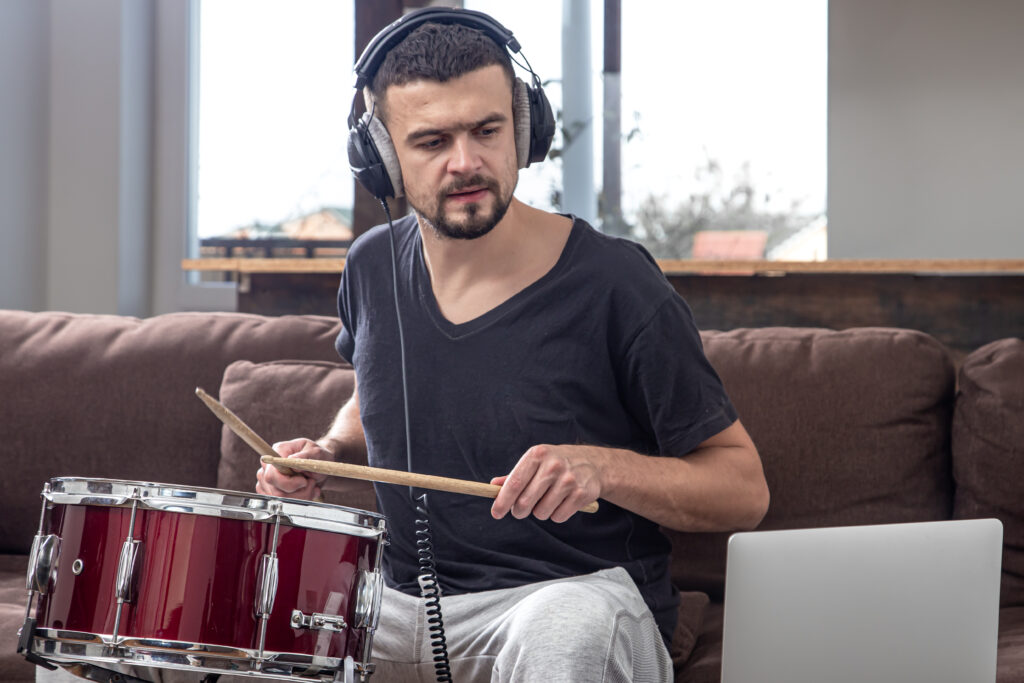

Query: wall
left=0, top=1, right=48, bottom=311
left=829, top=0, right=1024, bottom=258
left=0, top=0, right=231, bottom=315
left=46, top=0, right=152, bottom=315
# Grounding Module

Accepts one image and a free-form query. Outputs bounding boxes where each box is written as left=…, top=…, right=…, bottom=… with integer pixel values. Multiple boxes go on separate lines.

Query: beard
left=413, top=174, right=514, bottom=241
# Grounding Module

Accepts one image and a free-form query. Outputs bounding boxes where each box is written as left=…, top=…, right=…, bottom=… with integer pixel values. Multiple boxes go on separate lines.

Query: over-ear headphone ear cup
left=512, top=77, right=556, bottom=168
left=527, top=83, right=556, bottom=166
left=347, top=112, right=405, bottom=199
left=512, top=78, right=533, bottom=169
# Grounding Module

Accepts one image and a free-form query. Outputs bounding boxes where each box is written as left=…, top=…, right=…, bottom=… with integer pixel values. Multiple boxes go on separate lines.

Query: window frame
left=152, top=0, right=236, bottom=314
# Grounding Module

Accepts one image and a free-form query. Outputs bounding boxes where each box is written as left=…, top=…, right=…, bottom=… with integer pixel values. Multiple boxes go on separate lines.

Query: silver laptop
left=720, top=518, right=1003, bottom=683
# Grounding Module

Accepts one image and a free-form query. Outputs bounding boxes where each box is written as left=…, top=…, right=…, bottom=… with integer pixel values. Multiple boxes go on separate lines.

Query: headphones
left=347, top=7, right=556, bottom=200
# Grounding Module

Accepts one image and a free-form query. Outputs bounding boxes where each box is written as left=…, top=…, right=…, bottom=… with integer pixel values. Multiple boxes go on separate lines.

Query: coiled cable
left=415, top=493, right=453, bottom=682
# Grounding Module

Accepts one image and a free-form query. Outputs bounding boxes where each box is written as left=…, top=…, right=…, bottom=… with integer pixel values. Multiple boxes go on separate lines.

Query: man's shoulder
left=346, top=213, right=418, bottom=265
left=568, top=218, right=673, bottom=299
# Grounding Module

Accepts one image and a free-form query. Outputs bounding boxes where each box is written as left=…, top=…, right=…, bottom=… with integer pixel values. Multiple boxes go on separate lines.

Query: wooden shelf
left=183, top=257, right=1024, bottom=276
left=182, top=258, right=345, bottom=274
left=658, top=259, right=1024, bottom=274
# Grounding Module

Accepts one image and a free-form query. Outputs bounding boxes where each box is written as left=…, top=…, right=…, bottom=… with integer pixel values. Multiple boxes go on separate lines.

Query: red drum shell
left=35, top=483, right=382, bottom=663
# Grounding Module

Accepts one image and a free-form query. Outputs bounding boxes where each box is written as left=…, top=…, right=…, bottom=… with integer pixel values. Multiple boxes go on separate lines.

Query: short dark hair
left=370, top=21, right=515, bottom=119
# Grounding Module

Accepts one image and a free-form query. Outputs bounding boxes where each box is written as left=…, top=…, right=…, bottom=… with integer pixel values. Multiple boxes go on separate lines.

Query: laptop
left=720, top=518, right=1003, bottom=683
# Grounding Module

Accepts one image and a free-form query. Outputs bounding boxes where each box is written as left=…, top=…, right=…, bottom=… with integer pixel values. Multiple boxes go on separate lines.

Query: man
left=258, top=11, right=768, bottom=682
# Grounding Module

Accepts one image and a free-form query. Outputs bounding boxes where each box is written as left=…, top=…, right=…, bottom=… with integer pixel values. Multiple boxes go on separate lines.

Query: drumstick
left=195, top=387, right=295, bottom=476
left=260, top=455, right=601, bottom=514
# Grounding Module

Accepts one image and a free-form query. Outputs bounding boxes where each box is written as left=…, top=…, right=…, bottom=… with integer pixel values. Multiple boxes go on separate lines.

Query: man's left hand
left=490, top=444, right=605, bottom=523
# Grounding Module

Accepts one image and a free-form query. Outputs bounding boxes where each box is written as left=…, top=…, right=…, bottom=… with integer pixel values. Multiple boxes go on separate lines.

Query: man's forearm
left=598, top=441, right=769, bottom=532
left=318, top=388, right=367, bottom=463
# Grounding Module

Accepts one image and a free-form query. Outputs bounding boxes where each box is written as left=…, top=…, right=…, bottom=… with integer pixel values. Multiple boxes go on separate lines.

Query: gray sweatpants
left=371, top=566, right=673, bottom=682
left=36, top=567, right=671, bottom=683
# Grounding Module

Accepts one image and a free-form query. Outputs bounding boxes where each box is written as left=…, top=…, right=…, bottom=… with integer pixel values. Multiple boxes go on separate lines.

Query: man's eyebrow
left=405, top=113, right=509, bottom=145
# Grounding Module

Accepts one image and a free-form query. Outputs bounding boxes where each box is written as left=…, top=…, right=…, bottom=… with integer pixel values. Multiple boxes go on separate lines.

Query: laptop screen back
left=720, top=518, right=1003, bottom=683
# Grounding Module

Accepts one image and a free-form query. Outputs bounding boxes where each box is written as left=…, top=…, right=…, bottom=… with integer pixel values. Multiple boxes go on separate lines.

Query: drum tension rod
left=111, top=488, right=142, bottom=646
left=255, top=502, right=283, bottom=668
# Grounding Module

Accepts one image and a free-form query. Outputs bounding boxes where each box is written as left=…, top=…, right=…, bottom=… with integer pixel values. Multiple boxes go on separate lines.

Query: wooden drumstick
left=261, top=454, right=601, bottom=514
left=195, top=387, right=295, bottom=476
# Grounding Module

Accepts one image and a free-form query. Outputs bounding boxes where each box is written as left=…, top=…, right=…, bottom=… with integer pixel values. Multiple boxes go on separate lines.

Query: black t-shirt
left=336, top=213, right=737, bottom=644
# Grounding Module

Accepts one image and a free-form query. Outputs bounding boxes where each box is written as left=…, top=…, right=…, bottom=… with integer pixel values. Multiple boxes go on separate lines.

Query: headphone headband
left=353, top=7, right=522, bottom=91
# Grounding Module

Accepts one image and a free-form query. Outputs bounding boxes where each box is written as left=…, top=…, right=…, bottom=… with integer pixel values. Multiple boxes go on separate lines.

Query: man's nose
left=446, top=135, right=482, bottom=175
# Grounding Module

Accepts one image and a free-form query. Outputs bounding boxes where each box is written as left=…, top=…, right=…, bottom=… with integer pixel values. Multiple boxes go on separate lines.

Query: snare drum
left=21, top=477, right=387, bottom=682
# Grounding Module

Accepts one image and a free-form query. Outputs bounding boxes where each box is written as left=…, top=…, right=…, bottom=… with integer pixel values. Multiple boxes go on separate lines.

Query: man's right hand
left=256, top=437, right=333, bottom=501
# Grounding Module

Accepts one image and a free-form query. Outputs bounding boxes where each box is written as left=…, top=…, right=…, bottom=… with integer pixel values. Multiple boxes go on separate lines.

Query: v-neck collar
left=413, top=217, right=583, bottom=339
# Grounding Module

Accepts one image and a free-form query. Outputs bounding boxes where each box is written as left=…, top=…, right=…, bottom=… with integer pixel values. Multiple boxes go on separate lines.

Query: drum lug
left=291, top=609, right=347, bottom=633
left=255, top=554, right=279, bottom=618
left=354, top=570, right=383, bottom=630
left=27, top=534, right=61, bottom=594
left=115, top=540, right=142, bottom=603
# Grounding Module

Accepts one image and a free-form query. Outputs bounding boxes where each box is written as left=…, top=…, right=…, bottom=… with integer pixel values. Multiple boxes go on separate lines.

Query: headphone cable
left=381, top=199, right=454, bottom=683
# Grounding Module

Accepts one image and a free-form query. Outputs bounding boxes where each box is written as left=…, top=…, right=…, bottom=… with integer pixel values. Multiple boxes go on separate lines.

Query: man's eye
left=480, top=127, right=498, bottom=137
left=420, top=138, right=444, bottom=150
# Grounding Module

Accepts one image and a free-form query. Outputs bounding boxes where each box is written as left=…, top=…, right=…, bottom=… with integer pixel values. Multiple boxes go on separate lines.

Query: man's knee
left=492, top=574, right=671, bottom=682
left=501, top=575, right=654, bottom=667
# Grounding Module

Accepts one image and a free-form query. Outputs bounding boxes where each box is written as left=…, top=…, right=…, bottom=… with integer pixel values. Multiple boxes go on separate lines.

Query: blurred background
left=1, top=0, right=1022, bottom=315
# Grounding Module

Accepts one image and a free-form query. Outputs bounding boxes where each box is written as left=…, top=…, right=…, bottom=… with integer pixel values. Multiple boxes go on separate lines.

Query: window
left=620, top=1, right=827, bottom=260
left=191, top=1, right=825, bottom=264
left=196, top=0, right=355, bottom=256
left=468, top=0, right=828, bottom=260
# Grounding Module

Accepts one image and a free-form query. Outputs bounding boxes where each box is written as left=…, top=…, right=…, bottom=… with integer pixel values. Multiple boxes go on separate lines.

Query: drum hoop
left=30, top=627, right=375, bottom=681
left=46, top=477, right=386, bottom=539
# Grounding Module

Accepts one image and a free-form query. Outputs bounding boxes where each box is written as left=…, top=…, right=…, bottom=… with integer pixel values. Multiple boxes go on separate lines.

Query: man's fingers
left=271, top=438, right=310, bottom=457
left=528, top=480, right=576, bottom=521
left=259, top=462, right=313, bottom=495
left=491, top=445, right=602, bottom=522
left=491, top=451, right=543, bottom=520
left=263, top=465, right=308, bottom=492
left=510, top=465, right=562, bottom=519
left=268, top=439, right=330, bottom=484
left=257, top=465, right=320, bottom=500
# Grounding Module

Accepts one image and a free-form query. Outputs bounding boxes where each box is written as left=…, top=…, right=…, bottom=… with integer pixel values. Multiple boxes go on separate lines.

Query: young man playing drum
left=258, top=8, right=768, bottom=682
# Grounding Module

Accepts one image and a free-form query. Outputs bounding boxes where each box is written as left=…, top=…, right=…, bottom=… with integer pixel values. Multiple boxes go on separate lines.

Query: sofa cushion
left=998, top=606, right=1024, bottom=682
left=674, top=602, right=724, bottom=683
left=953, top=338, right=1024, bottom=608
left=215, top=359, right=378, bottom=513
left=669, top=591, right=710, bottom=678
left=665, top=328, right=956, bottom=599
left=0, top=311, right=342, bottom=555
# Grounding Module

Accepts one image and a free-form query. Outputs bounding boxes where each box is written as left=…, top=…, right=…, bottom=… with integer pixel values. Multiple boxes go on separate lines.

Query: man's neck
left=417, top=199, right=573, bottom=324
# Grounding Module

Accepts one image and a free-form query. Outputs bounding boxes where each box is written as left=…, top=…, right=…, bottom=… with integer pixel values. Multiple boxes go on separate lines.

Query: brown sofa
left=1, top=310, right=1022, bottom=682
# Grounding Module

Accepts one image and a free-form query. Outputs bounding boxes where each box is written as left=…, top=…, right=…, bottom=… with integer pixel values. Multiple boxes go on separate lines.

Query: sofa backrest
left=953, top=337, right=1024, bottom=608
left=665, top=327, right=957, bottom=600
left=0, top=310, right=343, bottom=554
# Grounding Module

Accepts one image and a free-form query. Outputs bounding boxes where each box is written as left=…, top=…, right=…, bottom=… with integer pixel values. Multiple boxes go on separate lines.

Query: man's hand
left=490, top=444, right=605, bottom=523
left=256, top=438, right=332, bottom=501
